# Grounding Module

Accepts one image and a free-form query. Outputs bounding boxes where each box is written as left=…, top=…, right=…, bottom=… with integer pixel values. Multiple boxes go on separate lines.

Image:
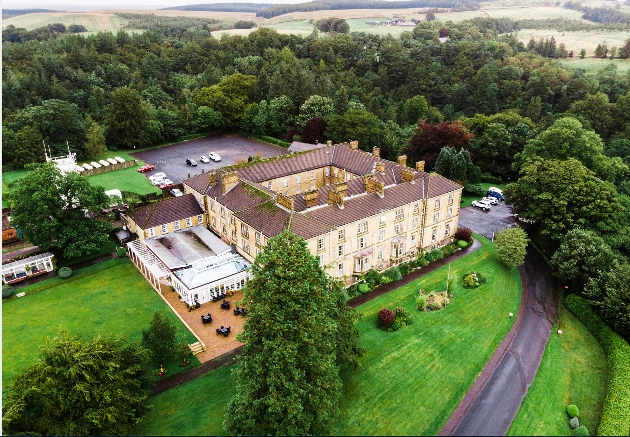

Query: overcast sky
left=4, top=0, right=308, bottom=10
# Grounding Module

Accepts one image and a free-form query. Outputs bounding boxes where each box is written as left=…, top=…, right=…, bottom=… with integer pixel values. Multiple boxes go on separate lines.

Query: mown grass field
left=131, top=235, right=522, bottom=435
left=1, top=258, right=200, bottom=389
left=561, top=57, right=630, bottom=74
left=507, top=307, right=608, bottom=435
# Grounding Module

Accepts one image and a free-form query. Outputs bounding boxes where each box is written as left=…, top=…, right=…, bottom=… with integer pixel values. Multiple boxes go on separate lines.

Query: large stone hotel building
left=124, top=140, right=463, bottom=305
left=184, top=141, right=462, bottom=280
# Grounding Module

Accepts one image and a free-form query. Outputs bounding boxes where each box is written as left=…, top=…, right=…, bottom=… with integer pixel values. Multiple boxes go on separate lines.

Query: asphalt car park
left=130, top=134, right=287, bottom=184
left=458, top=200, right=516, bottom=239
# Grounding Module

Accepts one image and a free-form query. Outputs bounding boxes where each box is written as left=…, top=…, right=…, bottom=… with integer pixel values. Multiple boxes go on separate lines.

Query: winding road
left=439, top=246, right=557, bottom=435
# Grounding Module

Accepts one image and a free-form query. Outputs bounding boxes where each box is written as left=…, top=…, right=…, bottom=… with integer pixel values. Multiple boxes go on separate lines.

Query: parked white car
left=472, top=200, right=492, bottom=211
left=149, top=172, right=166, bottom=182
left=199, top=156, right=210, bottom=163
left=208, top=152, right=221, bottom=162
left=171, top=188, right=184, bottom=197
left=488, top=187, right=503, bottom=195
left=482, top=196, right=498, bottom=205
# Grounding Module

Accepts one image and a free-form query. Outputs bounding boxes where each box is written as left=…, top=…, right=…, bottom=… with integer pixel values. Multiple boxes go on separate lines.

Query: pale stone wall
left=260, top=166, right=358, bottom=196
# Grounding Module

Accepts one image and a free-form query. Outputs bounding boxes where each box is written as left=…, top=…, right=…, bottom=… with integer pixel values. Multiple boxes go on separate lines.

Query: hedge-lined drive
left=564, top=294, right=630, bottom=436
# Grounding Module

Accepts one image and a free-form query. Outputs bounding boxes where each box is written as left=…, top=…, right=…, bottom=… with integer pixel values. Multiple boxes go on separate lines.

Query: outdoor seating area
left=220, top=300, right=230, bottom=310
left=216, top=326, right=231, bottom=337
left=233, top=306, right=246, bottom=316
left=212, top=291, right=227, bottom=302
left=201, top=313, right=212, bottom=324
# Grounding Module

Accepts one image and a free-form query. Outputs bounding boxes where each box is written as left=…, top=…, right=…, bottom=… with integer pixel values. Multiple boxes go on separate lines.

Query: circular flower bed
left=416, top=289, right=452, bottom=311
left=377, top=307, right=413, bottom=332
left=462, top=271, right=487, bottom=288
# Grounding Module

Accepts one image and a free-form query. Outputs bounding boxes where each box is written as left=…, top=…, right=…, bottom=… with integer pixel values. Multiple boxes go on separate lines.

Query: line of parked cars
left=149, top=172, right=175, bottom=190
left=472, top=187, right=504, bottom=211
left=189, top=153, right=221, bottom=166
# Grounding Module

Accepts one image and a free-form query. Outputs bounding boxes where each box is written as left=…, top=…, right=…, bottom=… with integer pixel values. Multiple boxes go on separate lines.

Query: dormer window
left=161, top=224, right=168, bottom=234
left=186, top=218, right=192, bottom=227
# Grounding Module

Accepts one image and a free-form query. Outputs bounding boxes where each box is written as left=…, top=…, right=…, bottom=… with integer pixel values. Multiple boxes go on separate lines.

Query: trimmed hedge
left=116, top=247, right=127, bottom=258
left=58, top=267, right=73, bottom=278
left=457, top=240, right=469, bottom=249
left=248, top=134, right=290, bottom=148
left=382, top=267, right=402, bottom=282
left=564, top=294, right=630, bottom=437
left=573, top=425, right=589, bottom=436
left=567, top=404, right=580, bottom=418
left=2, top=284, right=14, bottom=298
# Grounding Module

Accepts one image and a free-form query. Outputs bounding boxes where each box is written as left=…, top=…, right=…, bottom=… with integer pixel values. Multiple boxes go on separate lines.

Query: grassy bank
left=507, top=307, right=608, bottom=435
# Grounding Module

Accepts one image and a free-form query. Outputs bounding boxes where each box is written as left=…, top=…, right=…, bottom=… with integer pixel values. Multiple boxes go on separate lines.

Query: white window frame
left=377, top=246, right=383, bottom=260
left=394, top=224, right=403, bottom=235
left=435, top=199, right=440, bottom=209
left=241, top=224, right=249, bottom=237
left=317, top=238, right=325, bottom=251
left=449, top=194, right=454, bottom=204
left=311, top=171, right=315, bottom=180
left=148, top=228, right=154, bottom=237
left=185, top=217, right=192, bottom=227
left=414, top=203, right=419, bottom=215
left=338, top=229, right=345, bottom=241
left=432, top=228, right=437, bottom=241
left=255, top=232, right=261, bottom=245
left=395, top=209, right=404, bottom=220
left=379, top=229, right=385, bottom=242
left=358, top=221, right=367, bottom=234
left=434, top=212, right=439, bottom=223
left=445, top=224, right=451, bottom=236
left=413, top=217, right=419, bottom=229
left=296, top=174, right=301, bottom=183
left=174, top=221, right=180, bottom=231
left=325, top=167, right=330, bottom=177
left=197, top=214, right=203, bottom=224
left=338, top=244, right=344, bottom=257
left=338, top=263, right=344, bottom=276
left=334, top=168, right=338, bottom=177
left=267, top=181, right=272, bottom=189
left=447, top=207, right=452, bottom=218
left=211, top=201, right=215, bottom=212
left=358, top=236, right=367, bottom=249
left=319, top=254, right=324, bottom=266
left=283, top=178, right=288, bottom=187
left=161, top=224, right=168, bottom=234
left=242, top=239, right=250, bottom=253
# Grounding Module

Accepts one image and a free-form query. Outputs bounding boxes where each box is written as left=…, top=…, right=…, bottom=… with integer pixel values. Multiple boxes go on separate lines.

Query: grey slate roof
left=130, top=194, right=203, bottom=229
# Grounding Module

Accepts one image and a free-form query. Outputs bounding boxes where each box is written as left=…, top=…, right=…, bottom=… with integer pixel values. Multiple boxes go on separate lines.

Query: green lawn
left=461, top=182, right=507, bottom=208
left=2, top=258, right=200, bottom=389
left=1, top=151, right=159, bottom=209
left=131, top=235, right=522, bottom=435
left=507, top=307, right=608, bottom=436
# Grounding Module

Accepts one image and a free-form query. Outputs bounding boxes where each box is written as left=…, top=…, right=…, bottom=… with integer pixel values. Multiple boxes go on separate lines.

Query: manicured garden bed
left=2, top=258, right=200, bottom=389
left=507, top=307, right=608, bottom=436
left=130, top=236, right=522, bottom=435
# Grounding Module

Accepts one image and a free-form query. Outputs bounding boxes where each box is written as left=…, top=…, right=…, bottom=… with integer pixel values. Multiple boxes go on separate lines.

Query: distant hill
left=3, top=9, right=59, bottom=19
left=163, top=3, right=275, bottom=13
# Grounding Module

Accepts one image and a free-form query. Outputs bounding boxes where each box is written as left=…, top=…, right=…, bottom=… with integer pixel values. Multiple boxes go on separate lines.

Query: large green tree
left=2, top=330, right=152, bottom=436
left=141, top=311, right=178, bottom=365
left=296, top=95, right=335, bottom=129
left=494, top=226, right=529, bottom=267
left=324, top=110, right=384, bottom=152
left=504, top=157, right=625, bottom=243
left=105, top=86, right=148, bottom=148
left=9, top=163, right=113, bottom=259
left=224, top=231, right=362, bottom=435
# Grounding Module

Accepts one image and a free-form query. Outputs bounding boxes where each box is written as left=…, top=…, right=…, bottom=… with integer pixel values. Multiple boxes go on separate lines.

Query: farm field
left=512, top=29, right=630, bottom=56
left=507, top=307, right=608, bottom=435
left=1, top=258, right=201, bottom=389
left=2, top=12, right=130, bottom=32
left=131, top=236, right=522, bottom=435
left=561, top=57, right=630, bottom=74
left=433, top=5, right=588, bottom=22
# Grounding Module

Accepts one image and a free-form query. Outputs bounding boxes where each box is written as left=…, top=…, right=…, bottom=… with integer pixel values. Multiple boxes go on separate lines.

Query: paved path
left=2, top=245, right=40, bottom=263
left=439, top=248, right=557, bottom=436
left=151, top=239, right=483, bottom=395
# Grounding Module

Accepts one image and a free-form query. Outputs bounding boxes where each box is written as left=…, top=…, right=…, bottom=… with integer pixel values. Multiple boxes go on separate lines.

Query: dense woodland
left=2, top=16, right=630, bottom=338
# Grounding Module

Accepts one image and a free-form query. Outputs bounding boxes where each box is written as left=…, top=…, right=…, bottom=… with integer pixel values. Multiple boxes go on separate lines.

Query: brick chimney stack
left=397, top=155, right=407, bottom=167
left=416, top=160, right=425, bottom=172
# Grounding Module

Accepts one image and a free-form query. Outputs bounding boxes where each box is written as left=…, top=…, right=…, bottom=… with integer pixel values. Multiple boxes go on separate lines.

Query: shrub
left=2, top=284, right=14, bottom=298
left=462, top=271, right=487, bottom=288
left=565, top=294, right=630, bottom=436
left=380, top=275, right=392, bottom=285
left=339, top=289, right=351, bottom=303
left=573, top=426, right=588, bottom=436
left=116, top=247, right=127, bottom=258
left=424, top=252, right=434, bottom=262
left=58, top=267, right=73, bottom=278
left=567, top=405, right=580, bottom=418
left=457, top=240, right=469, bottom=249
left=377, top=308, right=395, bottom=328
left=399, top=262, right=413, bottom=276
left=416, top=292, right=428, bottom=311
left=454, top=227, right=473, bottom=242
left=443, top=245, right=454, bottom=256
left=346, top=284, right=360, bottom=299
left=358, top=283, right=370, bottom=294
left=382, top=267, right=402, bottom=282
left=570, top=417, right=580, bottom=429
left=364, top=269, right=381, bottom=289
left=431, top=249, right=444, bottom=260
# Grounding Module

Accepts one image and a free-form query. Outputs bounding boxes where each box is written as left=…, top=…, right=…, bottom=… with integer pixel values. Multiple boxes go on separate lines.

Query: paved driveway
left=131, top=134, right=287, bottom=184
left=458, top=201, right=516, bottom=239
